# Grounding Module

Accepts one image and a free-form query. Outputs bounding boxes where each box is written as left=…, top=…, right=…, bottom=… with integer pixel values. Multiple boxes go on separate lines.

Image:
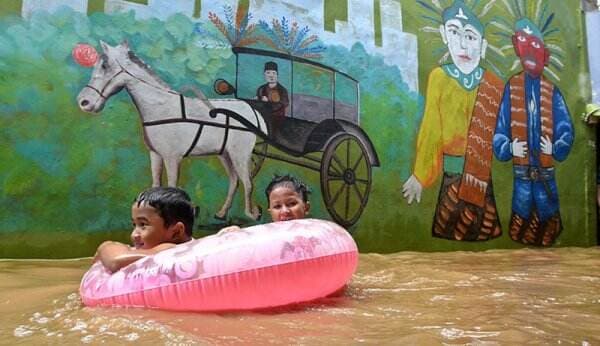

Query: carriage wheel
left=251, top=141, right=268, bottom=178
left=320, top=134, right=372, bottom=228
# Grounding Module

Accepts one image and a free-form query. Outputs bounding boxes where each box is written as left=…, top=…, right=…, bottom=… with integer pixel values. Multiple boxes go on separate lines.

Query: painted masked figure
left=403, top=0, right=504, bottom=241
left=493, top=18, right=574, bottom=246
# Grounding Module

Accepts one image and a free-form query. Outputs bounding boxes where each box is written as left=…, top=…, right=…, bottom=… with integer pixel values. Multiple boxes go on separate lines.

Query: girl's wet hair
left=265, top=174, right=310, bottom=204
left=134, top=187, right=196, bottom=236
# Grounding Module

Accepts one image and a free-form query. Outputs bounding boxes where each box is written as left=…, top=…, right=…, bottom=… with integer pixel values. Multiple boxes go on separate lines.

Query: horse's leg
left=228, top=145, right=261, bottom=220
left=164, top=155, right=182, bottom=187
left=150, top=151, right=163, bottom=187
left=215, top=153, right=238, bottom=220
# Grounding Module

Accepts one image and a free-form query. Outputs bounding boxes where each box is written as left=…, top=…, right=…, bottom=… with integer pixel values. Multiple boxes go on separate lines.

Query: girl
left=217, top=174, right=310, bottom=234
left=264, top=174, right=310, bottom=221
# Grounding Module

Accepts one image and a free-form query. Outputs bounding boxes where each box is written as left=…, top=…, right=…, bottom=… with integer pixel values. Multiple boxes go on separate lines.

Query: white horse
left=77, top=41, right=266, bottom=220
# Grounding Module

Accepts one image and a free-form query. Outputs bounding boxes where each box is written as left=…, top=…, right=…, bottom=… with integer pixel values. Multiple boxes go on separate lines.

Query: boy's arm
left=93, top=241, right=176, bottom=273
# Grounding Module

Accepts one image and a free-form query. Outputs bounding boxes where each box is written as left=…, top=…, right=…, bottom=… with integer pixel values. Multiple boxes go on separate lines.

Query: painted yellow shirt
left=413, top=67, right=478, bottom=187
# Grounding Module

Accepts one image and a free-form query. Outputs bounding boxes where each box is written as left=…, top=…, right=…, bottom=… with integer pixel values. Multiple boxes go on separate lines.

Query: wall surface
left=0, top=0, right=596, bottom=258
left=587, top=10, right=600, bottom=104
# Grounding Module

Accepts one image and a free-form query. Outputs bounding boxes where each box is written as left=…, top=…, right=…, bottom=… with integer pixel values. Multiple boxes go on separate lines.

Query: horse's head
left=77, top=41, right=131, bottom=113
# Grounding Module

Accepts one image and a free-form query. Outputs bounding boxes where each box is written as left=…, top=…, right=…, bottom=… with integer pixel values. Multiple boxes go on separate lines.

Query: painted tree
left=207, top=4, right=258, bottom=47
left=258, top=16, right=326, bottom=58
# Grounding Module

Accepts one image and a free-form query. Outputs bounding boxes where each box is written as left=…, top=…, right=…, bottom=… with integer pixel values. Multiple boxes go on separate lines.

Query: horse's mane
left=126, top=51, right=172, bottom=90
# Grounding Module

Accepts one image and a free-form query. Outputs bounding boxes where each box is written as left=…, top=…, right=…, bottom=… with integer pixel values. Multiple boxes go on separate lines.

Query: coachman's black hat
left=264, top=61, right=278, bottom=72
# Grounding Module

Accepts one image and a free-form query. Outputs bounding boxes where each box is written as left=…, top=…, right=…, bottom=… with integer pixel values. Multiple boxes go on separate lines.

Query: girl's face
left=268, top=186, right=310, bottom=222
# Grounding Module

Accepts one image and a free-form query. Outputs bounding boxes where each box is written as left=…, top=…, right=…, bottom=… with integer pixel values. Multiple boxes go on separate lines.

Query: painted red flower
left=72, top=43, right=98, bottom=67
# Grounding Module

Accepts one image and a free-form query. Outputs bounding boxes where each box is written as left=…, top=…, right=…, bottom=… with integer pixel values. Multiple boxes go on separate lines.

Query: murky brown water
left=1, top=248, right=599, bottom=345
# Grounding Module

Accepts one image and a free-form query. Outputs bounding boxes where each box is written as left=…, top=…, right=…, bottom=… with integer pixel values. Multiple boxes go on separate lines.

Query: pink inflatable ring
left=80, top=219, right=358, bottom=311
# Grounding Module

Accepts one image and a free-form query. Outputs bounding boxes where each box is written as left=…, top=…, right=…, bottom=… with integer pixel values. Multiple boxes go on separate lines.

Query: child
left=217, top=174, right=310, bottom=235
left=264, top=174, right=310, bottom=221
left=93, top=187, right=195, bottom=273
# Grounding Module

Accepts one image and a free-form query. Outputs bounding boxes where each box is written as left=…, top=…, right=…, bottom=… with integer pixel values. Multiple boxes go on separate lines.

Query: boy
left=93, top=187, right=195, bottom=273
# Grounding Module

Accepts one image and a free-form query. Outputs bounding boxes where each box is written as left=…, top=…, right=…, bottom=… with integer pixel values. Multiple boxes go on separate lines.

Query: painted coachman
left=493, top=18, right=574, bottom=246
left=403, top=0, right=505, bottom=241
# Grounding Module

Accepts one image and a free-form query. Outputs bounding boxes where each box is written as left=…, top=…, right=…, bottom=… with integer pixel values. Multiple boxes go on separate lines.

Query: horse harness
left=86, top=58, right=264, bottom=157
left=142, top=98, right=264, bottom=157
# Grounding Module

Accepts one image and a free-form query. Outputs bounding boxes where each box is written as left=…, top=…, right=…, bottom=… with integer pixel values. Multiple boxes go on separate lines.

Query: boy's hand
left=92, top=241, right=129, bottom=264
left=93, top=241, right=132, bottom=272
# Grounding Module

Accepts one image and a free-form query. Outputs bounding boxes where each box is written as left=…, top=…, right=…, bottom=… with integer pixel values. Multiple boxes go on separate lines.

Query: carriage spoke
left=332, top=152, right=346, bottom=171
left=346, top=139, right=350, bottom=168
left=355, top=178, right=370, bottom=184
left=344, top=184, right=350, bottom=219
left=328, top=163, right=343, bottom=177
left=327, top=175, right=344, bottom=181
left=351, top=152, right=365, bottom=171
left=330, top=182, right=346, bottom=206
left=352, top=182, right=364, bottom=202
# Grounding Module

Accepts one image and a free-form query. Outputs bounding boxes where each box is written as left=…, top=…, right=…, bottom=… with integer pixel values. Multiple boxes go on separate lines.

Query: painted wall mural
left=402, top=0, right=581, bottom=247
left=493, top=9, right=574, bottom=246
left=0, top=0, right=595, bottom=258
left=402, top=0, right=505, bottom=242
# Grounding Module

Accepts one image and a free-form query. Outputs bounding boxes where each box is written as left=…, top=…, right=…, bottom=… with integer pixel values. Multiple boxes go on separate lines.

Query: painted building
left=0, top=0, right=596, bottom=258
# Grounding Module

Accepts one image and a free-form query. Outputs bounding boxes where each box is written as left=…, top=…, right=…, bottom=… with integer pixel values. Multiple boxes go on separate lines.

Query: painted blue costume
left=493, top=72, right=574, bottom=245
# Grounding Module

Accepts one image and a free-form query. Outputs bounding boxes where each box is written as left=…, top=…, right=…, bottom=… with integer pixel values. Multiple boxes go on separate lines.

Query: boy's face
left=130, top=202, right=176, bottom=249
left=268, top=186, right=310, bottom=222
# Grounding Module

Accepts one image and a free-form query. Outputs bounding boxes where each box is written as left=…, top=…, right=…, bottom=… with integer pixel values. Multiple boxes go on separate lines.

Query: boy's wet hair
left=134, top=187, right=196, bottom=236
left=265, top=174, right=310, bottom=204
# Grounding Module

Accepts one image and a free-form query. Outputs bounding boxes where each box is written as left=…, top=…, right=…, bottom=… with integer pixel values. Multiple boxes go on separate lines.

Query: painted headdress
left=490, top=0, right=565, bottom=81
left=441, top=0, right=485, bottom=35
left=417, top=0, right=507, bottom=78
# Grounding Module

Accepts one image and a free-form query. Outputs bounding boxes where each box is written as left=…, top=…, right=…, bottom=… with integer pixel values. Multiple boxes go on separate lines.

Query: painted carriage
left=212, top=47, right=380, bottom=227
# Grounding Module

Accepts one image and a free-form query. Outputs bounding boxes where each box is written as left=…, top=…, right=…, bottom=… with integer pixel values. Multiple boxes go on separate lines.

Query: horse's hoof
left=213, top=213, right=227, bottom=221
left=254, top=205, right=262, bottom=221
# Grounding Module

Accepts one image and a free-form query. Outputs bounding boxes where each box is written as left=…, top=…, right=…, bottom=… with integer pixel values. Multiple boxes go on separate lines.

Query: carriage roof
left=232, top=47, right=358, bottom=84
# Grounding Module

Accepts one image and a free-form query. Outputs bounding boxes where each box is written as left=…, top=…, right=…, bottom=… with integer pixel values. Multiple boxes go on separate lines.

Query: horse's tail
left=180, top=85, right=214, bottom=110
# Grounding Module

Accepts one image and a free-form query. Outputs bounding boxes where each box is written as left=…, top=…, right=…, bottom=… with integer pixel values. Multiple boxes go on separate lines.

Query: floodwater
left=1, top=248, right=599, bottom=345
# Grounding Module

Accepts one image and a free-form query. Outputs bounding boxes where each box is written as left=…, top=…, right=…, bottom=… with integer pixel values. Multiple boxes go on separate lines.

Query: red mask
left=512, top=30, right=549, bottom=78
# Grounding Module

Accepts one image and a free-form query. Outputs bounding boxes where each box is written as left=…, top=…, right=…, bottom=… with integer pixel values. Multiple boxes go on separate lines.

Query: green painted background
left=0, top=0, right=595, bottom=258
